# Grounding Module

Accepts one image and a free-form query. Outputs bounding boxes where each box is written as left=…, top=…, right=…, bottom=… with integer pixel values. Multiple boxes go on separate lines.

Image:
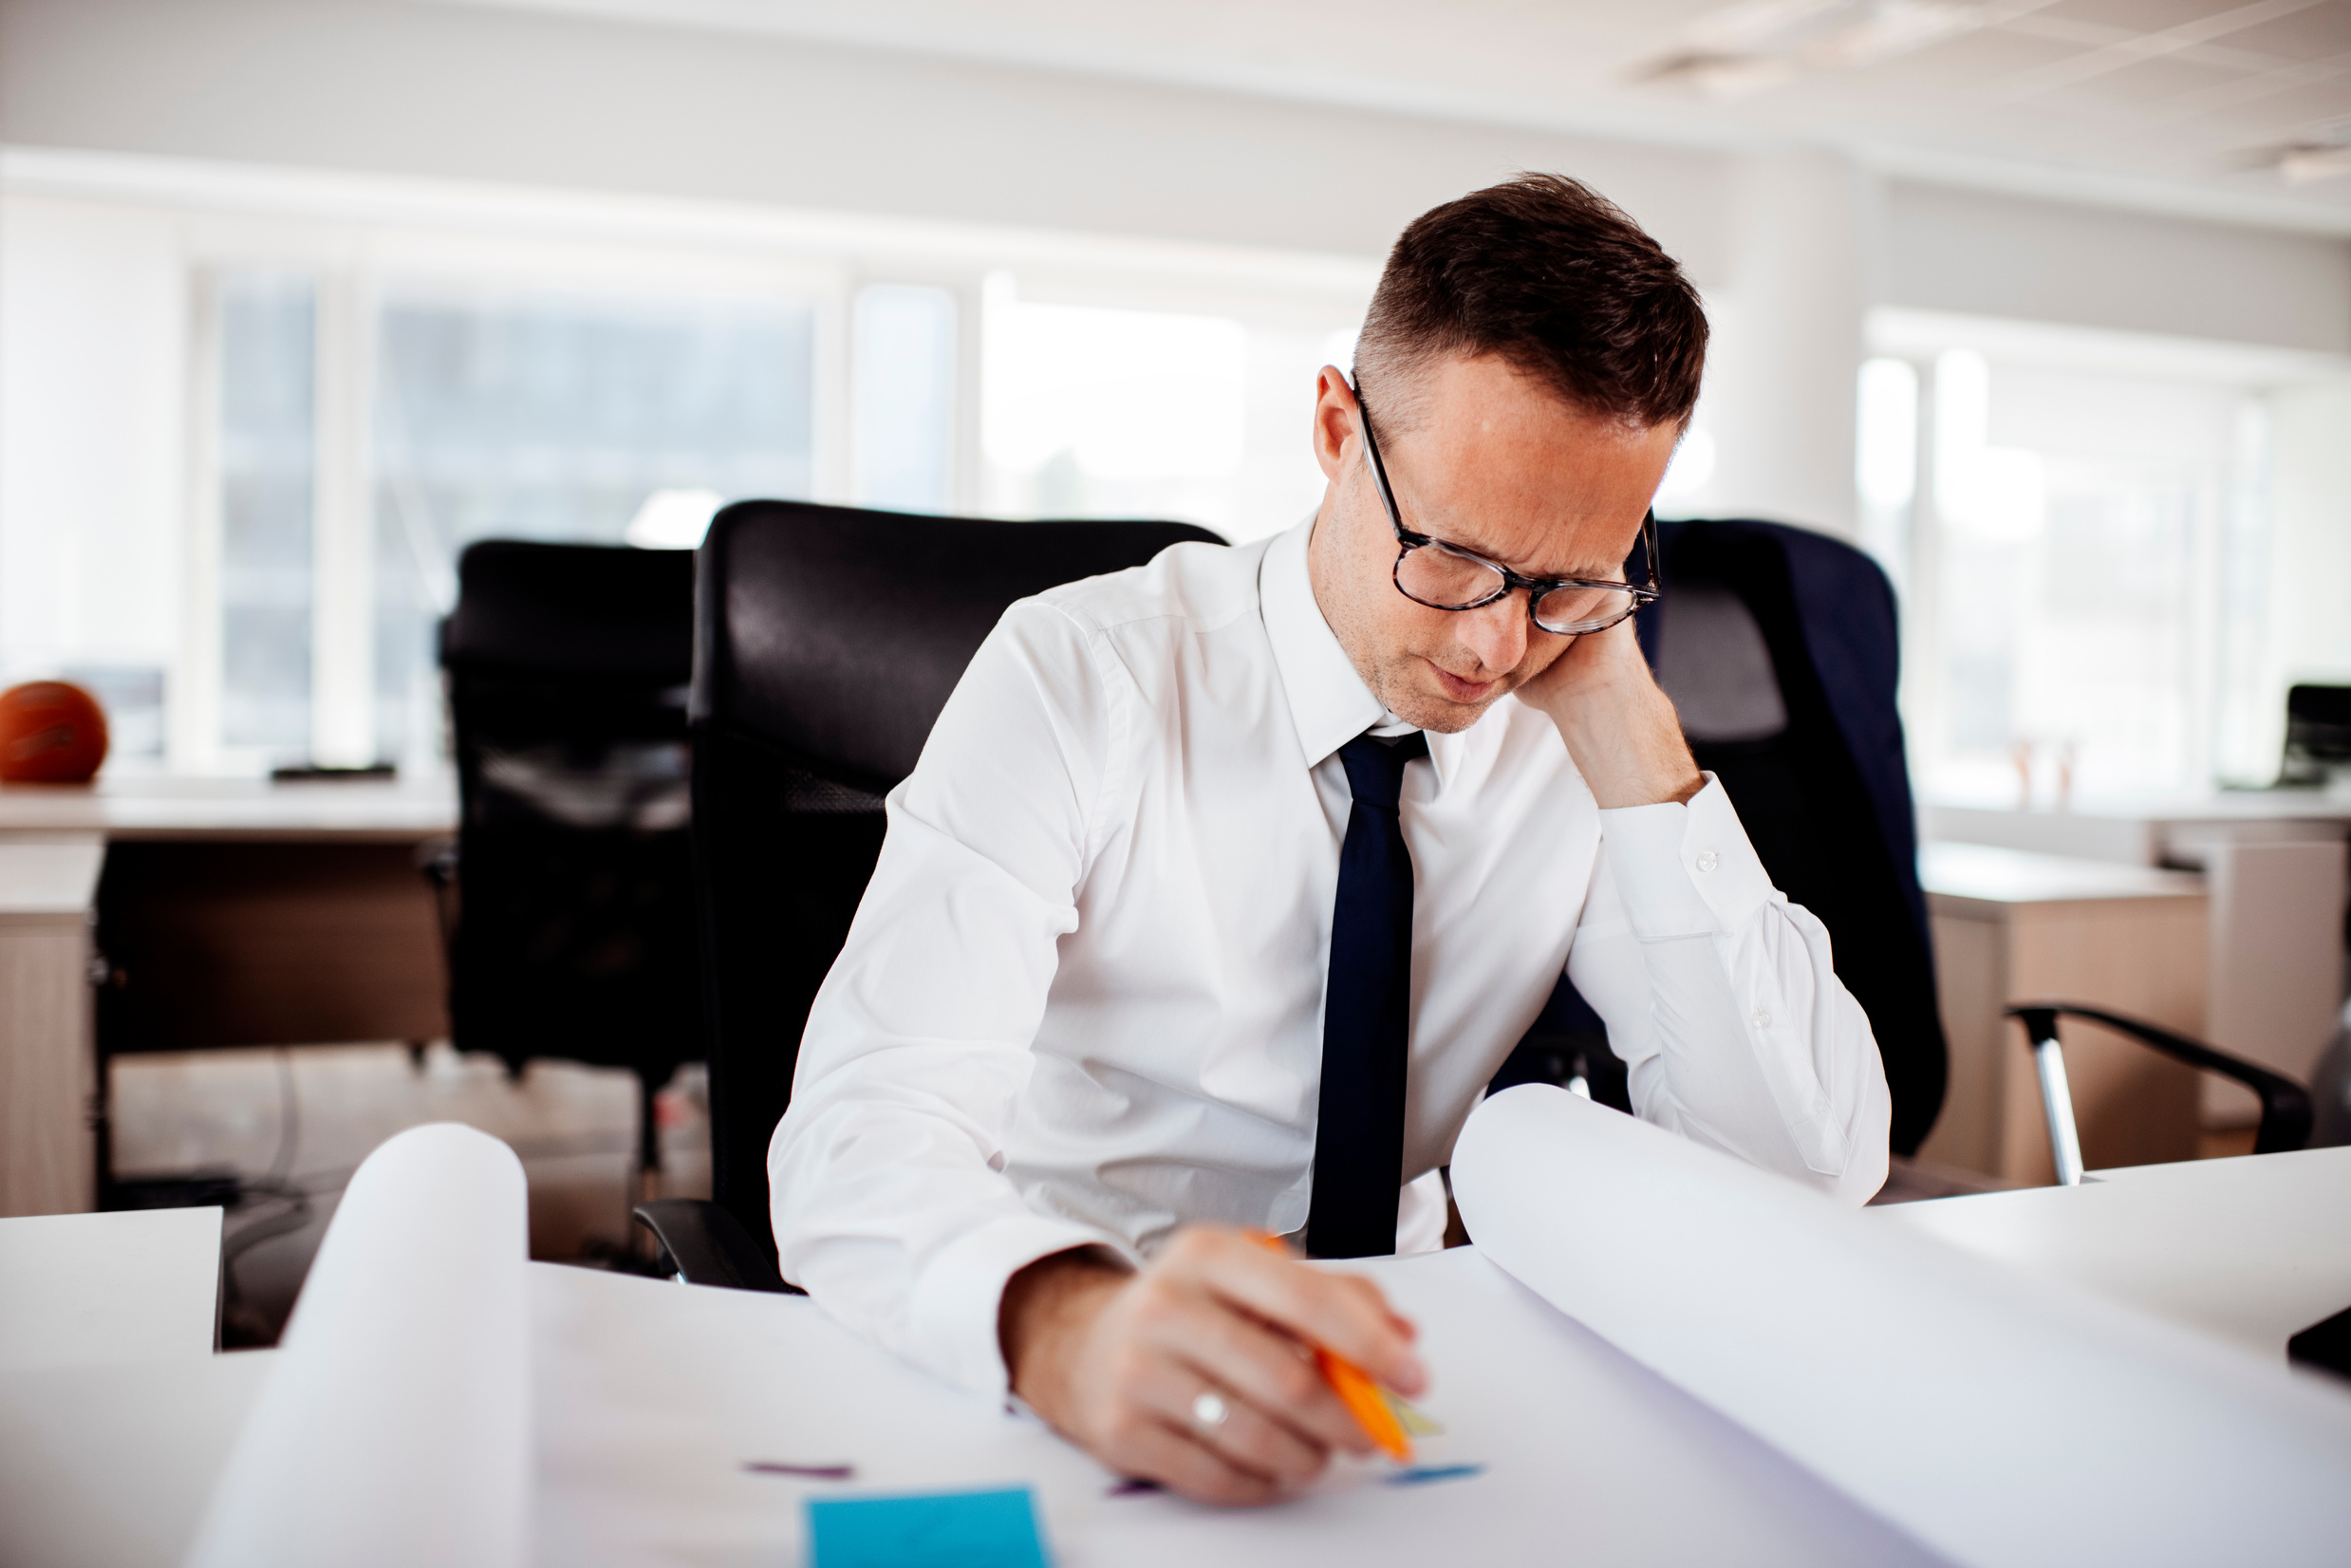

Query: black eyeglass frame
left=1357, top=397, right=1663, bottom=637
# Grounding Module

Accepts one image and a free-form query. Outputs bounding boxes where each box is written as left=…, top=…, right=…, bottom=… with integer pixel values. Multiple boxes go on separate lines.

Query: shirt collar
left=1260, top=513, right=1421, bottom=773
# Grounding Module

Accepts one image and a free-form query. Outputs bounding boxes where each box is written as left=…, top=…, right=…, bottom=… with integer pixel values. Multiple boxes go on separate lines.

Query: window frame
left=183, top=221, right=858, bottom=773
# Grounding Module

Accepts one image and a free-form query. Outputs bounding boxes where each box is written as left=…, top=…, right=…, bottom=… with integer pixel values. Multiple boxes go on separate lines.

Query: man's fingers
left=1126, top=1358, right=1334, bottom=1484
left=1135, top=1290, right=1371, bottom=1457
left=1173, top=1231, right=1427, bottom=1397
left=1104, top=1418, right=1285, bottom=1507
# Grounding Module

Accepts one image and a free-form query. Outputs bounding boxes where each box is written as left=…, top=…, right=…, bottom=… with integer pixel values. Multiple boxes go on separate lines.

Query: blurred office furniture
left=2311, top=999, right=2351, bottom=1148
left=1637, top=518, right=1947, bottom=1155
left=0, top=1208, right=220, bottom=1368
left=2010, top=1003, right=2313, bottom=1187
left=2282, top=683, right=2351, bottom=788
left=0, top=839, right=104, bottom=1217
left=651, top=501, right=1219, bottom=1277
left=0, top=775, right=457, bottom=1208
left=1917, top=843, right=2210, bottom=1185
left=1923, top=797, right=2350, bottom=1124
left=437, top=540, right=700, bottom=1203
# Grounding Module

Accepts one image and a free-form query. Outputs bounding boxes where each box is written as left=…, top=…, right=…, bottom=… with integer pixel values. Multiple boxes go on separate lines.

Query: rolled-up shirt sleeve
left=769, top=600, right=1125, bottom=1399
left=1564, top=774, right=1892, bottom=1205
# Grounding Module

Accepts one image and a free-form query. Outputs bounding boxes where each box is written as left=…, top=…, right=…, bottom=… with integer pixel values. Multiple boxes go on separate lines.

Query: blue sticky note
left=806, top=1485, right=1050, bottom=1568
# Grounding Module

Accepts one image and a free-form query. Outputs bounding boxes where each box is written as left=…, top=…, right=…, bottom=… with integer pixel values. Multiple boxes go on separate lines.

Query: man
left=772, top=174, right=1891, bottom=1504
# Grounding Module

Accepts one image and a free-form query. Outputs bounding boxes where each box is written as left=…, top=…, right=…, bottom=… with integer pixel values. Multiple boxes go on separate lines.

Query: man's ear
left=1311, top=364, right=1358, bottom=484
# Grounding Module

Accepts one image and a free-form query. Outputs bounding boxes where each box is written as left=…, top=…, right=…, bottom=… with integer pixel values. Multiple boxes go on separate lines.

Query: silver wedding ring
left=1190, top=1390, right=1230, bottom=1432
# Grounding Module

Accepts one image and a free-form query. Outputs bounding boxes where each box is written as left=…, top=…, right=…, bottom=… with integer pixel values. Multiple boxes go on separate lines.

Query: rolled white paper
left=182, top=1123, right=532, bottom=1568
left=1450, top=1084, right=2351, bottom=1568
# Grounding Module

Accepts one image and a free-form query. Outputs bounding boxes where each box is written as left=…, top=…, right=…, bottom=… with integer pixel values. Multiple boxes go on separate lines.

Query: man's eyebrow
left=1424, top=518, right=1623, bottom=582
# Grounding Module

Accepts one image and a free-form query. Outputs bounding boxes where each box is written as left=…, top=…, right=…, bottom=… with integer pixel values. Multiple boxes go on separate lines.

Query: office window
left=981, top=290, right=1337, bottom=541
left=1910, top=350, right=2263, bottom=799
left=216, top=272, right=317, bottom=756
left=371, top=291, right=815, bottom=764
left=853, top=284, right=957, bottom=513
left=1855, top=357, right=1919, bottom=594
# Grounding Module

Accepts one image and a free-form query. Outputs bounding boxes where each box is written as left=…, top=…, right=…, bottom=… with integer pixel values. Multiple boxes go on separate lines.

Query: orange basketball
left=0, top=681, right=110, bottom=783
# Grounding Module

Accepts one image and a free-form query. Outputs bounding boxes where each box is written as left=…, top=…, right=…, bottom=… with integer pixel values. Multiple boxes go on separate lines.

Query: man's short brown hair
left=1355, top=173, right=1707, bottom=434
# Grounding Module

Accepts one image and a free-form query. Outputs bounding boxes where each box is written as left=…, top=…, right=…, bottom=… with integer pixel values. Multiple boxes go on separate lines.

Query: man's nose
left=1455, top=593, right=1529, bottom=675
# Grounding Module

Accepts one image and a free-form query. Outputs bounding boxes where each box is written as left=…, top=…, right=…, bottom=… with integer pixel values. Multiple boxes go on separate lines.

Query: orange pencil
left=1250, top=1233, right=1414, bottom=1463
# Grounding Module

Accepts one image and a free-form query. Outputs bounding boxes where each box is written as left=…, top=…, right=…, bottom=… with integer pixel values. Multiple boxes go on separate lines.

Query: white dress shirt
left=771, top=516, right=1892, bottom=1398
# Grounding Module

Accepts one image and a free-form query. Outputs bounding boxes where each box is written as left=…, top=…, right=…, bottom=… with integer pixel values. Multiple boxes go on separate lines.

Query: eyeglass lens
left=1394, top=546, right=1637, bottom=632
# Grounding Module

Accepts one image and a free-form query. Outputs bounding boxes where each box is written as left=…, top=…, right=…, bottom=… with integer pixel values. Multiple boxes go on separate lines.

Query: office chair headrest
left=441, top=539, right=695, bottom=681
left=694, top=500, right=1222, bottom=792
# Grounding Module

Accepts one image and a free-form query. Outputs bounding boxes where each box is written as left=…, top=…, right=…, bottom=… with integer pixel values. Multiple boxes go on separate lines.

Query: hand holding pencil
left=999, top=1224, right=1429, bottom=1505
left=1248, top=1232, right=1431, bottom=1463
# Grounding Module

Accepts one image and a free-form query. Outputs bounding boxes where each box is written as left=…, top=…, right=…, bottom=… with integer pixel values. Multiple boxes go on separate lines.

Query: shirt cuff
left=1596, top=773, right=1777, bottom=939
left=908, top=1211, right=1133, bottom=1402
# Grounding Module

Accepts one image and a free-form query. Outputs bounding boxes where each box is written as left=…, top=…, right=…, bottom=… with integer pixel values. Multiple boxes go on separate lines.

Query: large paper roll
left=1450, top=1084, right=2351, bottom=1568
left=182, top=1123, right=532, bottom=1568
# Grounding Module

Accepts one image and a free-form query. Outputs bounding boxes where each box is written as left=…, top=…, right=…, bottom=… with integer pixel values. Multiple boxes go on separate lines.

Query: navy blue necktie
left=1305, top=730, right=1428, bottom=1260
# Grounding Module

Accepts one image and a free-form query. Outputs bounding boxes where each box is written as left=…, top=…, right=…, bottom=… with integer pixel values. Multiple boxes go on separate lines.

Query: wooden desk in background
left=1917, top=841, right=2210, bottom=1186
left=0, top=776, right=457, bottom=1216
left=1923, top=795, right=2351, bottom=1111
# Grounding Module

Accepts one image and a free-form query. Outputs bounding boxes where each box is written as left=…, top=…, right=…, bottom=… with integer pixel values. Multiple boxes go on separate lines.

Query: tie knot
left=1337, top=731, right=1427, bottom=812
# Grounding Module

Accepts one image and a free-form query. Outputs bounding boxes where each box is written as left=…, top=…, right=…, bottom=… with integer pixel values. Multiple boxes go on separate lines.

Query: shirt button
left=1752, top=1009, right=1772, bottom=1030
left=1695, top=850, right=1719, bottom=873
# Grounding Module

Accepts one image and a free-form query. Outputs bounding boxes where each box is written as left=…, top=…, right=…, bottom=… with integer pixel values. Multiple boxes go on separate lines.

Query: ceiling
left=444, top=0, right=2351, bottom=228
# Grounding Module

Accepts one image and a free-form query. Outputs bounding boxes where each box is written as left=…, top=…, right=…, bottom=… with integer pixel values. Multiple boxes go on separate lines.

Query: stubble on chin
left=1371, top=654, right=1517, bottom=735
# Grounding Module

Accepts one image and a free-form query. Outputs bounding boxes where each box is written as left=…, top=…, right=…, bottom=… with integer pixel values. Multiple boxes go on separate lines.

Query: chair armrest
left=2008, top=1004, right=2314, bottom=1155
left=632, top=1198, right=797, bottom=1294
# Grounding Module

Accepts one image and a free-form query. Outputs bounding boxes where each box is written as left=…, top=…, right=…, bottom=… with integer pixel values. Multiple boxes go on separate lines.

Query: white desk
left=1, top=1250, right=1935, bottom=1568
left=1875, top=1145, right=2351, bottom=1362
left=8, top=1143, right=2350, bottom=1568
left=0, top=1207, right=222, bottom=1370
left=0, top=775, right=457, bottom=845
left=0, top=777, right=458, bottom=1213
left=1923, top=792, right=2351, bottom=868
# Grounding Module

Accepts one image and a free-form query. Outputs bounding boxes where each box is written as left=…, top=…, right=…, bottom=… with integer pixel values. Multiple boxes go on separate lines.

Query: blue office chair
left=1495, top=517, right=1949, bottom=1154
left=1494, top=522, right=2324, bottom=1206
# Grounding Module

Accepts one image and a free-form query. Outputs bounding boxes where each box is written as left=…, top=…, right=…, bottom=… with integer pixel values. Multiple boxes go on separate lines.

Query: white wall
left=0, top=196, right=187, bottom=682
left=0, top=0, right=1733, bottom=279
left=1687, top=151, right=1875, bottom=538
left=2265, top=380, right=2351, bottom=739
left=1885, top=181, right=2351, bottom=356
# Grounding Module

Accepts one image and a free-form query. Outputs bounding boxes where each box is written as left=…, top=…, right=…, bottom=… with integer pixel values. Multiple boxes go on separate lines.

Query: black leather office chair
left=633, top=501, right=1221, bottom=1288
left=436, top=540, right=701, bottom=1221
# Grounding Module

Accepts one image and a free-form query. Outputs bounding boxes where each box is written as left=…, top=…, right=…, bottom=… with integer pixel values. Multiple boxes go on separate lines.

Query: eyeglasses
left=1357, top=396, right=1662, bottom=637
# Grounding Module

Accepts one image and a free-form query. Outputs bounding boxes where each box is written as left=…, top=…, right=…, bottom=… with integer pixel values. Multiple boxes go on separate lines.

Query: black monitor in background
left=2282, top=684, right=2351, bottom=787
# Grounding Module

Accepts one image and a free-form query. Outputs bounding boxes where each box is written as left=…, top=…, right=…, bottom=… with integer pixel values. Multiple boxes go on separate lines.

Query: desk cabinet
left=1918, top=843, right=2208, bottom=1185
left=0, top=841, right=103, bottom=1216
left=1923, top=798, right=2350, bottom=1100
left=0, top=779, right=458, bottom=1211
left=95, top=841, right=447, bottom=1054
